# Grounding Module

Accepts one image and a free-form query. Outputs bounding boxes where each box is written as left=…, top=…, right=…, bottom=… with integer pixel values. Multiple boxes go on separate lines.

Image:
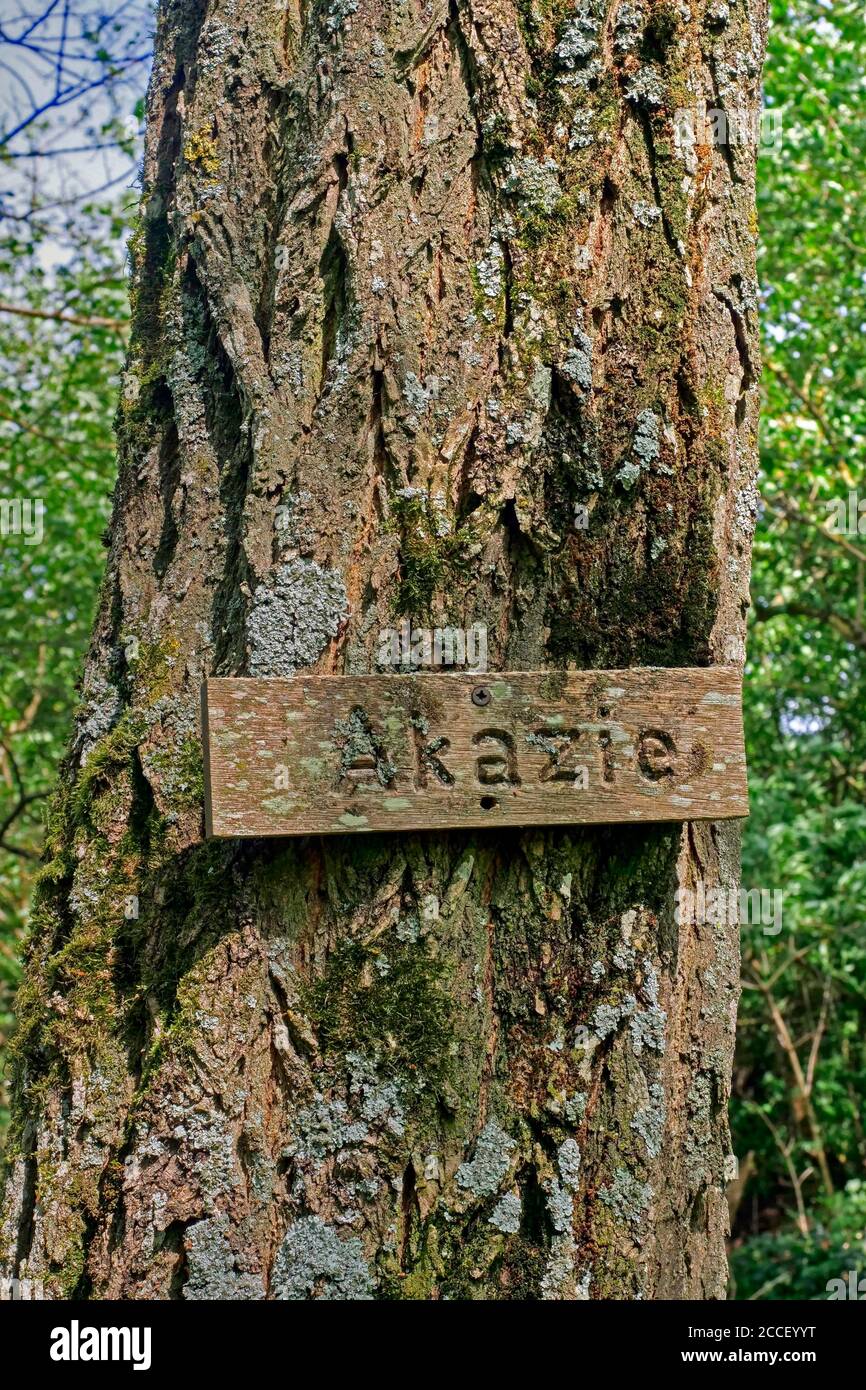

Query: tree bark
left=1, top=0, right=766, bottom=1299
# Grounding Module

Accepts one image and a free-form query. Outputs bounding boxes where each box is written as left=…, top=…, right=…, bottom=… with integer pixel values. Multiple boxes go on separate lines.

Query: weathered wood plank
left=202, top=669, right=747, bottom=838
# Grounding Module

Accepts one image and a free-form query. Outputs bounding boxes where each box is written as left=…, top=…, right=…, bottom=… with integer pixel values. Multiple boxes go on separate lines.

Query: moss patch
left=390, top=494, right=475, bottom=618
left=307, top=934, right=454, bottom=1089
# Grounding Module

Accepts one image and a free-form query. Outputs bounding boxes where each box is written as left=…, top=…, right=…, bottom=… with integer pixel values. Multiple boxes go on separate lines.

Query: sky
left=0, top=0, right=152, bottom=255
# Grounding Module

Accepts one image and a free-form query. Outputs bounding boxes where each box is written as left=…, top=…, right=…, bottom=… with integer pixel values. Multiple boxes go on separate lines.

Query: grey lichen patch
left=136, top=1100, right=238, bottom=1207
left=324, top=0, right=358, bottom=32
left=632, top=200, right=662, bottom=228
left=475, top=241, right=504, bottom=299
left=246, top=559, right=348, bottom=677
left=274, top=489, right=314, bottom=554
left=633, top=410, right=661, bottom=465
left=629, top=1005, right=667, bottom=1055
left=346, top=1052, right=405, bottom=1137
left=546, top=1177, right=574, bottom=1233
left=631, top=1083, right=667, bottom=1158
left=402, top=371, right=439, bottom=418
left=557, top=1138, right=582, bottom=1190
left=489, top=1191, right=522, bottom=1234
left=564, top=1090, right=587, bottom=1124
left=592, top=993, right=636, bottom=1039
left=613, top=943, right=636, bottom=972
left=629, top=959, right=667, bottom=1055
left=642, top=959, right=660, bottom=1003
left=395, top=914, right=421, bottom=943
left=615, top=2, right=645, bottom=52
left=289, top=1096, right=369, bottom=1164
left=271, top=1215, right=374, bottom=1300
left=555, top=14, right=598, bottom=67
left=616, top=460, right=641, bottom=491
left=625, top=66, right=666, bottom=108
left=685, top=1072, right=717, bottom=1188
left=568, top=109, right=596, bottom=150
left=184, top=1215, right=265, bottom=1300
left=282, top=1056, right=405, bottom=1185
left=73, top=672, right=121, bottom=766
left=600, top=1167, right=652, bottom=1228
left=506, top=157, right=563, bottom=215
left=455, top=1120, right=516, bottom=1197
left=561, top=326, right=593, bottom=392
left=540, top=1236, right=578, bottom=1299
left=554, top=4, right=602, bottom=87
left=195, top=17, right=234, bottom=74
left=735, top=482, right=760, bottom=535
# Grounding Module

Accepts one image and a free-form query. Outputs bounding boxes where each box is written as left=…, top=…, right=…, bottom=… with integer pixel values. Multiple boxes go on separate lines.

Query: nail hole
left=479, top=795, right=498, bottom=810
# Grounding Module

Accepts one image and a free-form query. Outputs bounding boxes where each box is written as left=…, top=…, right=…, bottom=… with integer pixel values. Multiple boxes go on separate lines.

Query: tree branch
left=0, top=300, right=127, bottom=331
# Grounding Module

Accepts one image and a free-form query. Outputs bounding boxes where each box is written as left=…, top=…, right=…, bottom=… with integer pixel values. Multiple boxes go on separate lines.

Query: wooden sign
left=202, top=668, right=747, bottom=838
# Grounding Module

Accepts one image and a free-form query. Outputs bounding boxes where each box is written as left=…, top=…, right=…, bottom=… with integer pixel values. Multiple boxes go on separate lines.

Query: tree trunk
left=0, top=0, right=765, bottom=1300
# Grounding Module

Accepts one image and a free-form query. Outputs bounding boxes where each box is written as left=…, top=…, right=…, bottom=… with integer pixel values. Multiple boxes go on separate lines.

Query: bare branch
left=0, top=299, right=127, bottom=330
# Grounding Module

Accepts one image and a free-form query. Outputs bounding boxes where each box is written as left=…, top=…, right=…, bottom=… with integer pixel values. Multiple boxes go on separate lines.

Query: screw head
left=471, top=685, right=492, bottom=707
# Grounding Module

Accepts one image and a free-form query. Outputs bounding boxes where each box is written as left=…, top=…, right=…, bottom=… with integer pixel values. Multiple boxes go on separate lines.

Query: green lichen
left=127, top=633, right=182, bottom=704
left=306, top=933, right=454, bottom=1090
left=145, top=736, right=204, bottom=811
left=183, top=127, right=221, bottom=178
left=389, top=494, right=474, bottom=619
left=333, top=708, right=396, bottom=788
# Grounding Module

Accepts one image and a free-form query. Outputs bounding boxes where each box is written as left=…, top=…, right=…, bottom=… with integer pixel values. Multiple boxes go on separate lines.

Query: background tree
left=1, top=0, right=766, bottom=1299
left=729, top=0, right=866, bottom=1299
left=0, top=0, right=151, bottom=1129
left=0, top=0, right=150, bottom=223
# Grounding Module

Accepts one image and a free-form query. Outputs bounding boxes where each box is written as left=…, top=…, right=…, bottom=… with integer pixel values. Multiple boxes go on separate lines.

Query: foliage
left=0, top=0, right=150, bottom=1136
left=732, top=0, right=866, bottom=1285
left=0, top=199, right=131, bottom=1130
left=729, top=1181, right=866, bottom=1301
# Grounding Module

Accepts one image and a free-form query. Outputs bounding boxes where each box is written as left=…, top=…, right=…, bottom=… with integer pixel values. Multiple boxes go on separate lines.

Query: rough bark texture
left=1, top=0, right=766, bottom=1299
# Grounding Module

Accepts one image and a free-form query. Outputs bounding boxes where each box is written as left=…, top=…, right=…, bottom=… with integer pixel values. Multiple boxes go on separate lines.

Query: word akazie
left=203, top=668, right=748, bottom=838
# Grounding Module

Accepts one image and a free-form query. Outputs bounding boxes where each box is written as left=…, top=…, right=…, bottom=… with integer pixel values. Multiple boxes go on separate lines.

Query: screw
left=471, top=685, right=491, bottom=707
